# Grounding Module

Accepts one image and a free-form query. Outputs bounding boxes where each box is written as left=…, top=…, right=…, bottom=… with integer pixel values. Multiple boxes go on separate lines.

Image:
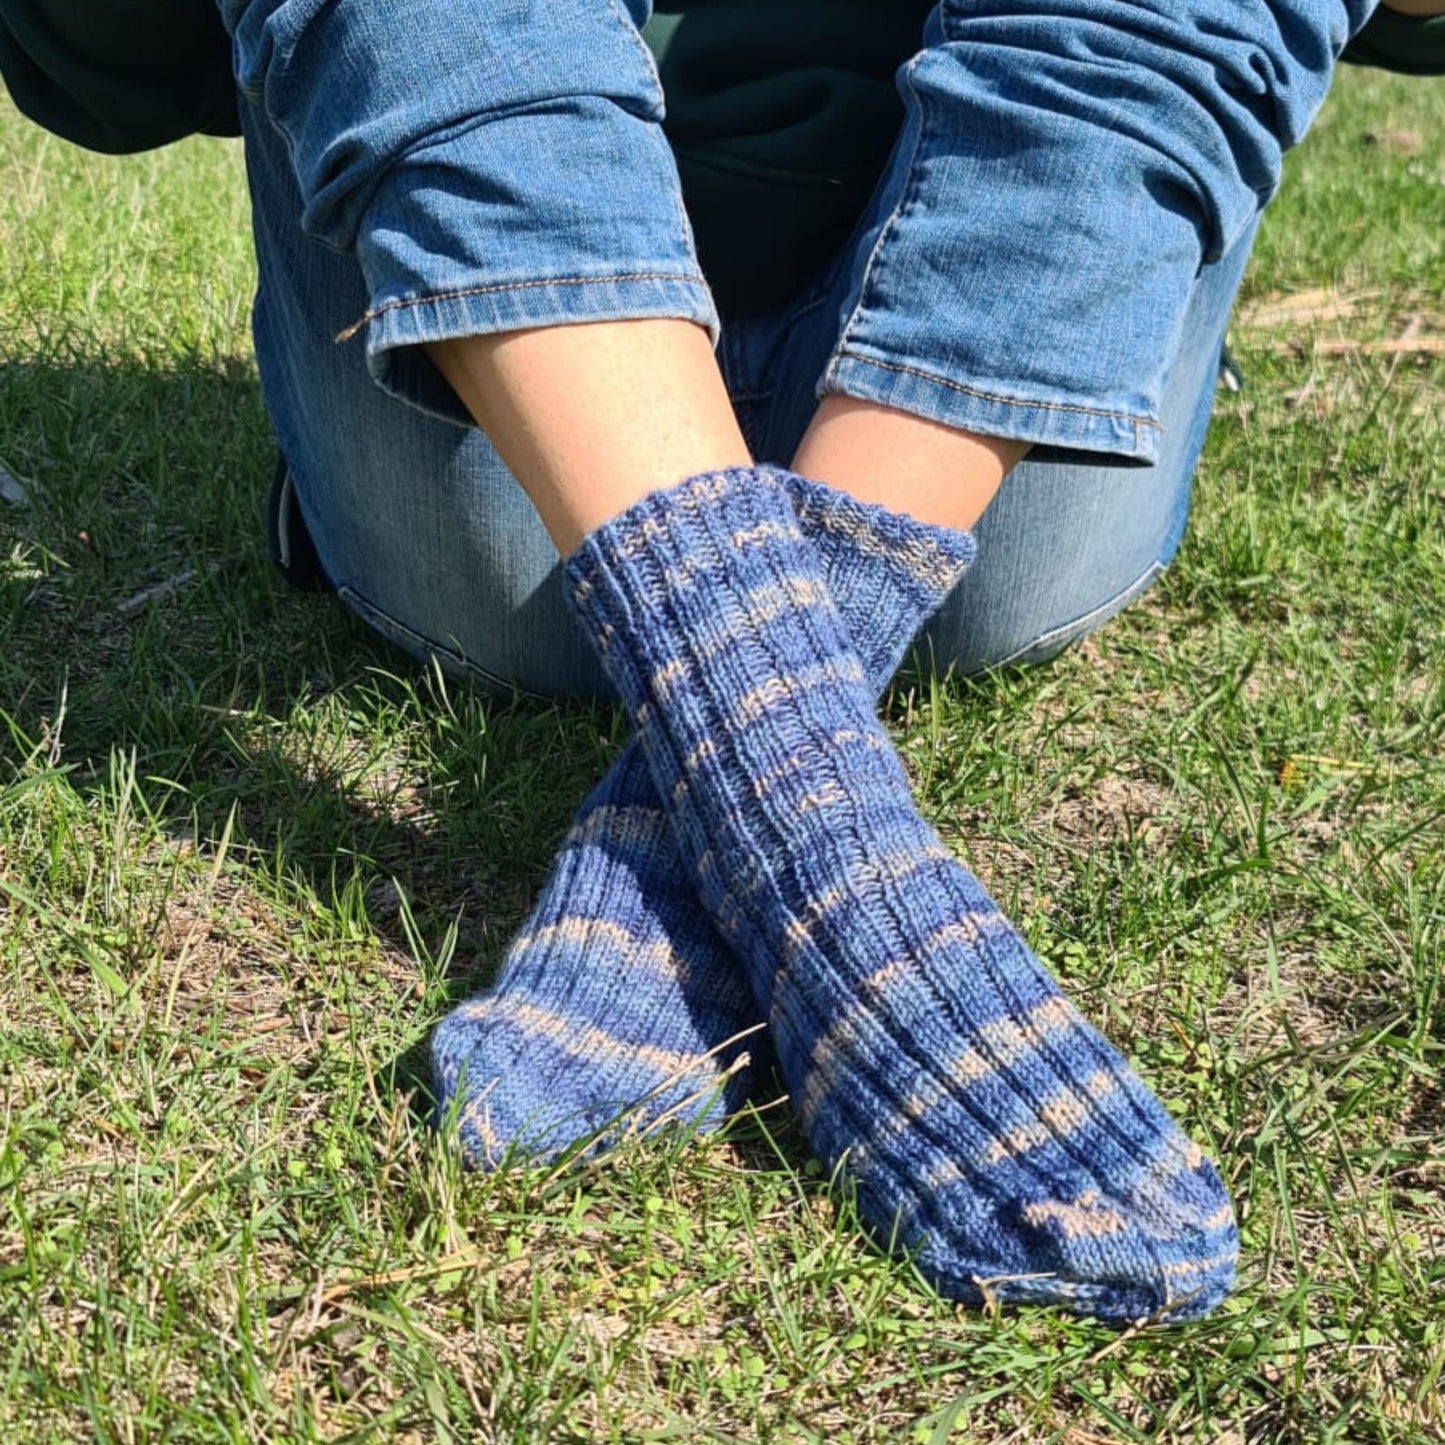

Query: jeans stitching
left=828, top=52, right=930, bottom=367
left=823, top=45, right=1160, bottom=441
left=830, top=349, right=1162, bottom=432
left=338, top=584, right=549, bottom=702
left=335, top=271, right=711, bottom=341
left=990, top=559, right=1166, bottom=670
left=605, top=0, right=668, bottom=116
left=602, top=0, right=706, bottom=275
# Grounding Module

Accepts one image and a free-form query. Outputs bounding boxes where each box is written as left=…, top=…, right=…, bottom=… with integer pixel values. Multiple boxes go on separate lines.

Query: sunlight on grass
left=2, top=66, right=1443, bottom=1444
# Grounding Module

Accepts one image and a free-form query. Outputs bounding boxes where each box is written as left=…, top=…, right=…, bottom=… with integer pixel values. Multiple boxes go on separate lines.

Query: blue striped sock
left=564, top=467, right=1237, bottom=1322
left=430, top=472, right=974, bottom=1163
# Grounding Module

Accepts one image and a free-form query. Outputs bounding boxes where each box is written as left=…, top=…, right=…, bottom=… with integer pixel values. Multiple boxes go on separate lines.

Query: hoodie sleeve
left=0, top=0, right=236, bottom=153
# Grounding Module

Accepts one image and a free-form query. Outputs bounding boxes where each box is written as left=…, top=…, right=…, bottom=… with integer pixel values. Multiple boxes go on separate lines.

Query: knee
left=280, top=449, right=613, bottom=703
left=914, top=457, right=1189, bottom=677
left=917, top=549, right=1170, bottom=677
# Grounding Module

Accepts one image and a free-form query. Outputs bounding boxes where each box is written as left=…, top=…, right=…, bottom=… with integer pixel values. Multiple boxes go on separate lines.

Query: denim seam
left=603, top=0, right=704, bottom=272
left=784, top=291, right=834, bottom=329
left=829, top=52, right=929, bottom=368
left=830, top=349, right=1161, bottom=436
left=825, top=48, right=1159, bottom=449
left=336, top=271, right=710, bottom=342
left=605, top=0, right=666, bottom=102
left=989, top=559, right=1166, bottom=671
left=337, top=583, right=550, bottom=703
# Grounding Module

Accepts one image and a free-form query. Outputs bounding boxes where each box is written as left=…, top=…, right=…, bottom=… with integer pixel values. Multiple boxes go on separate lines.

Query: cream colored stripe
left=448, top=997, right=496, bottom=1028
left=1021, top=1192, right=1127, bottom=1239
left=647, top=573, right=833, bottom=701
left=729, top=519, right=800, bottom=552
left=797, top=1032, right=852, bottom=1131
left=509, top=917, right=684, bottom=982
left=795, top=503, right=965, bottom=595
left=802, top=841, right=955, bottom=923
left=1141, top=1133, right=1207, bottom=1182
left=1160, top=1249, right=1237, bottom=1279
left=679, top=472, right=733, bottom=506
left=795, top=911, right=1011, bottom=1126
left=796, top=781, right=850, bottom=813
left=1202, top=1200, right=1235, bottom=1231
left=749, top=727, right=878, bottom=802
left=651, top=657, right=691, bottom=697
left=982, top=1069, right=1115, bottom=1164
left=677, top=471, right=753, bottom=513
left=781, top=916, right=812, bottom=965
left=682, top=736, right=718, bottom=776
left=579, top=473, right=803, bottom=599
left=732, top=655, right=865, bottom=729
left=800, top=992, right=1080, bottom=1156
left=504, top=999, right=712, bottom=1078
left=920, top=1155, right=965, bottom=1191
left=566, top=804, right=669, bottom=850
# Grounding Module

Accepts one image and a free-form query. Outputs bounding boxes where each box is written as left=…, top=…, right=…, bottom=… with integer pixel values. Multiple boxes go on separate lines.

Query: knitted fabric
left=564, top=467, right=1236, bottom=1322
left=430, top=471, right=975, bottom=1163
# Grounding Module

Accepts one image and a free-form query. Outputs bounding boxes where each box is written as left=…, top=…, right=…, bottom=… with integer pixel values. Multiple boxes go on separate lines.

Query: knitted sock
left=430, top=471, right=975, bottom=1164
left=565, top=467, right=1237, bottom=1322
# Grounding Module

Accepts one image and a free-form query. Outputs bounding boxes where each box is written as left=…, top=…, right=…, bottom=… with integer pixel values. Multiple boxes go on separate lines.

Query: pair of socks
left=430, top=472, right=972, bottom=1153
left=432, top=466, right=1236, bottom=1322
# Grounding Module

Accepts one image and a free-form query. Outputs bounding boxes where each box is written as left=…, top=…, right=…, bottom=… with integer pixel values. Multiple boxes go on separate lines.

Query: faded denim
left=224, top=0, right=1365, bottom=697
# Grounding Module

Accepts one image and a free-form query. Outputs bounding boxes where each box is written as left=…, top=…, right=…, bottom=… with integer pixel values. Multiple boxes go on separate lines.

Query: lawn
left=1, top=63, right=1442, bottom=1445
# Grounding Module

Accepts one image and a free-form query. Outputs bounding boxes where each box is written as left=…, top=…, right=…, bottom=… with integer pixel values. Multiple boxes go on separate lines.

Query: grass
left=1, top=64, right=1442, bottom=1444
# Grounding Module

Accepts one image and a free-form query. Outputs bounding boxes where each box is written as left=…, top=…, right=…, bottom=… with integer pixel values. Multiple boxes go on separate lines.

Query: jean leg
left=816, top=2, right=1356, bottom=459
left=242, top=98, right=611, bottom=700
left=920, top=221, right=1257, bottom=674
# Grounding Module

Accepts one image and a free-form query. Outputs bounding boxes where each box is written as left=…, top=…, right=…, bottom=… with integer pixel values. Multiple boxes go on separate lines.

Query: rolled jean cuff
left=345, top=99, right=717, bottom=423
left=357, top=271, right=718, bottom=425
left=820, top=349, right=1161, bottom=464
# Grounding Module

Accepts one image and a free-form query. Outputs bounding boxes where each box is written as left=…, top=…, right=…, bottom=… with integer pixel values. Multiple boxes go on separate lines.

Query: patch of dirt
left=1049, top=774, right=1177, bottom=850
left=1362, top=128, right=1425, bottom=156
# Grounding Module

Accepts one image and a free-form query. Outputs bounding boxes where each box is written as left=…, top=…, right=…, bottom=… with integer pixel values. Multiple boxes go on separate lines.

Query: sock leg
left=565, top=467, right=1236, bottom=1322
left=430, top=743, right=758, bottom=1161
left=430, top=471, right=974, bottom=1163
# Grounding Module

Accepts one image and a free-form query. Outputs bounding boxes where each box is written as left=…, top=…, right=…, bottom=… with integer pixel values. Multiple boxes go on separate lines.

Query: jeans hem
left=352, top=271, right=720, bottom=424
left=821, top=350, right=1162, bottom=465
left=919, top=557, right=1169, bottom=682
left=990, top=559, right=1166, bottom=671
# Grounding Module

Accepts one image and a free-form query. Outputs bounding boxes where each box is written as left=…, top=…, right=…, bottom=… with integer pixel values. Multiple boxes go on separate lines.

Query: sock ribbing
left=565, top=467, right=1236, bottom=1322
left=430, top=469, right=974, bottom=1163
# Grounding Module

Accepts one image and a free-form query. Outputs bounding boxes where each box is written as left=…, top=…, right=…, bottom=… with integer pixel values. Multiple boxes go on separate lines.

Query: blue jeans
left=226, top=0, right=1355, bottom=699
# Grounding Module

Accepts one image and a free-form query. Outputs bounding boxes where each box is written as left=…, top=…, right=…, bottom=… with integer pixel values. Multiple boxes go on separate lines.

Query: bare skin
left=429, top=319, right=1025, bottom=554
left=779, top=0, right=1439, bottom=524
left=429, top=321, right=750, bottom=556
left=429, top=0, right=1437, bottom=550
left=791, top=395, right=1028, bottom=533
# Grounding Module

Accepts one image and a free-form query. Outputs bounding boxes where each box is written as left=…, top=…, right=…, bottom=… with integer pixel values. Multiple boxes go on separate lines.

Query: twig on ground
left=117, top=559, right=224, bottom=617
left=1259, top=334, right=1445, bottom=358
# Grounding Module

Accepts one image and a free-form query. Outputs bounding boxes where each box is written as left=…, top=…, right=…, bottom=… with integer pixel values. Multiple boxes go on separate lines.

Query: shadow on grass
left=0, top=356, right=612, bottom=1001
left=0, top=352, right=1023, bottom=1163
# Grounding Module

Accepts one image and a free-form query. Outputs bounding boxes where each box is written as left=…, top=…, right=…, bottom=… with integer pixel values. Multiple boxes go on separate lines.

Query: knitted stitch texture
left=565, top=467, right=1237, bottom=1322
left=430, top=471, right=975, bottom=1165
